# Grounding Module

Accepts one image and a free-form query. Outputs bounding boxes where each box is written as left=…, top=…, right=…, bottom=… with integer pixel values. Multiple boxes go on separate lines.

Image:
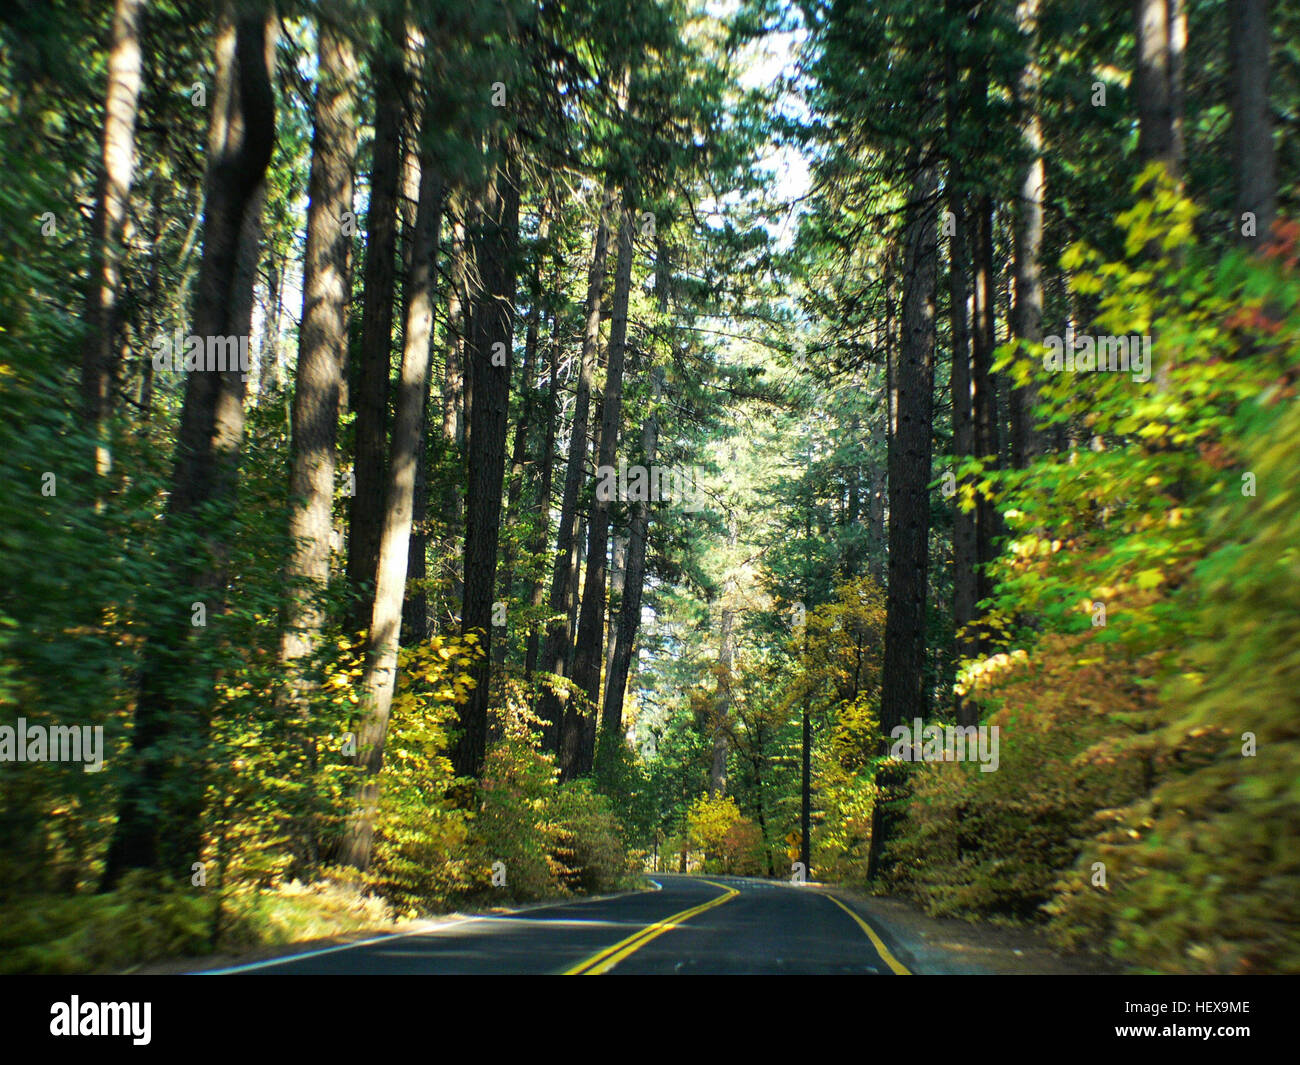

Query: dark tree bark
left=443, top=196, right=469, bottom=449
left=1010, top=0, right=1044, bottom=470
left=347, top=14, right=406, bottom=632
left=879, top=160, right=939, bottom=743
left=1229, top=0, right=1277, bottom=245
left=603, top=531, right=626, bottom=688
left=944, top=1, right=979, bottom=725
left=492, top=204, right=550, bottom=669
left=567, top=203, right=635, bottom=777
left=971, top=194, right=999, bottom=628
left=601, top=361, right=660, bottom=736
left=400, top=49, right=433, bottom=648
left=435, top=195, right=470, bottom=630
left=103, top=4, right=276, bottom=887
left=452, top=135, right=521, bottom=778
left=525, top=305, right=563, bottom=681
left=277, top=18, right=358, bottom=725
left=710, top=600, right=734, bottom=797
left=536, top=187, right=614, bottom=753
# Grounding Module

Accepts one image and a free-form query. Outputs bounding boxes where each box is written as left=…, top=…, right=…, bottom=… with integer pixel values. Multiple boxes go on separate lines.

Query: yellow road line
left=824, top=893, right=911, bottom=975
left=564, top=879, right=739, bottom=975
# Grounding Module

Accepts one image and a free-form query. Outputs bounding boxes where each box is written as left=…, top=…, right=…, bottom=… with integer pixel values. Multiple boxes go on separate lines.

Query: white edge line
left=192, top=878, right=661, bottom=975
left=193, top=919, right=479, bottom=975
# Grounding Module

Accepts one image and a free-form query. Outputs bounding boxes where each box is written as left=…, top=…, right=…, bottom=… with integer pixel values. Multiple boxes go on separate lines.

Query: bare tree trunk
left=338, top=135, right=444, bottom=871
left=275, top=19, right=357, bottom=862
left=1010, top=0, right=1045, bottom=471
left=278, top=18, right=357, bottom=689
left=945, top=1, right=979, bottom=725
left=603, top=532, right=626, bottom=697
left=871, top=160, right=937, bottom=885
left=525, top=305, right=563, bottom=682
left=400, top=36, right=433, bottom=648
left=82, top=0, right=145, bottom=478
left=710, top=601, right=733, bottom=797
left=1133, top=0, right=1183, bottom=179
left=601, top=362, right=659, bottom=736
left=537, top=186, right=614, bottom=753
left=103, top=4, right=276, bottom=887
left=879, top=159, right=938, bottom=743
left=970, top=187, right=1000, bottom=637
left=1229, top=0, right=1277, bottom=245
left=567, top=203, right=635, bottom=777
left=435, top=197, right=469, bottom=630
left=258, top=254, right=282, bottom=396
left=347, top=14, right=406, bottom=631
left=452, top=135, right=521, bottom=778
left=493, top=205, right=550, bottom=669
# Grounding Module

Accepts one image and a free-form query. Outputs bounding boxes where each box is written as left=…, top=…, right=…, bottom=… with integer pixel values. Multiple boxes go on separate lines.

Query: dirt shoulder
left=819, top=886, right=1124, bottom=975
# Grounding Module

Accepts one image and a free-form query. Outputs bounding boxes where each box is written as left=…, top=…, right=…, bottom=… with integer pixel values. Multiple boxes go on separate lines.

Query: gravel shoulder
left=819, top=886, right=1124, bottom=974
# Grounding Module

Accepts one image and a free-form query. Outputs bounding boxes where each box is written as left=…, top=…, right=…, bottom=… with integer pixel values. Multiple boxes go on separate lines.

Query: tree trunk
left=492, top=205, right=550, bottom=669
left=400, top=47, right=433, bottom=648
left=436, top=196, right=469, bottom=630
left=102, top=4, right=276, bottom=887
left=603, top=532, right=626, bottom=698
left=879, top=160, right=938, bottom=744
left=1133, top=0, right=1183, bottom=179
left=525, top=306, right=563, bottom=681
left=338, top=137, right=444, bottom=871
left=347, top=16, right=406, bottom=632
left=81, top=0, right=144, bottom=478
left=1229, top=0, right=1277, bottom=245
left=602, top=368, right=659, bottom=735
left=601, top=229, right=669, bottom=737
left=536, top=186, right=615, bottom=753
left=566, top=203, right=635, bottom=777
left=452, top=135, right=521, bottom=778
left=277, top=18, right=358, bottom=732
left=710, top=603, right=733, bottom=797
left=971, top=193, right=999, bottom=629
left=945, top=4, right=979, bottom=725
left=1010, top=0, right=1045, bottom=471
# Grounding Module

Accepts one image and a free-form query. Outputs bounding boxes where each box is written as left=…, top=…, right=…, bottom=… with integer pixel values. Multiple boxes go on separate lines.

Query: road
left=200, top=875, right=912, bottom=975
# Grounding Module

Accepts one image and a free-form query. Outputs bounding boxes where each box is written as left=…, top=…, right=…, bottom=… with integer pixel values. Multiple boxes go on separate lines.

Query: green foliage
left=1047, top=317, right=1300, bottom=972
left=369, top=637, right=480, bottom=913
left=685, top=793, right=764, bottom=875
left=812, top=693, right=879, bottom=884
left=888, top=639, right=1149, bottom=918
left=550, top=780, right=637, bottom=894
left=466, top=696, right=635, bottom=901
left=0, top=872, right=212, bottom=974
left=469, top=711, right=565, bottom=901
left=894, top=178, right=1300, bottom=970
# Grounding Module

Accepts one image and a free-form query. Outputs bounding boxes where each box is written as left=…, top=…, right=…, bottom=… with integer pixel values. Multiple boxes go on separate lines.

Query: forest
left=0, top=0, right=1297, bottom=977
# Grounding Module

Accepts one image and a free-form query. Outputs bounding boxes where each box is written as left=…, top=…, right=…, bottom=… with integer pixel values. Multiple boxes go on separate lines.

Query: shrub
left=550, top=780, right=635, bottom=894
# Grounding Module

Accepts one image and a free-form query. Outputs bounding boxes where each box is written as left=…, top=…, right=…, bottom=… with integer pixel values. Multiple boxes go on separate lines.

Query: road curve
left=199, top=875, right=911, bottom=976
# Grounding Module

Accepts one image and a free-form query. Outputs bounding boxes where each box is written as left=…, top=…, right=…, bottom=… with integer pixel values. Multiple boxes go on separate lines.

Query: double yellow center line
left=564, top=879, right=739, bottom=975
left=563, top=879, right=911, bottom=975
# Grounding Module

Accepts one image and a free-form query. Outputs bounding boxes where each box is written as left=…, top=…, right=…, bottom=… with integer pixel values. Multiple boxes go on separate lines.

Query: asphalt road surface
left=200, top=875, right=912, bottom=975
